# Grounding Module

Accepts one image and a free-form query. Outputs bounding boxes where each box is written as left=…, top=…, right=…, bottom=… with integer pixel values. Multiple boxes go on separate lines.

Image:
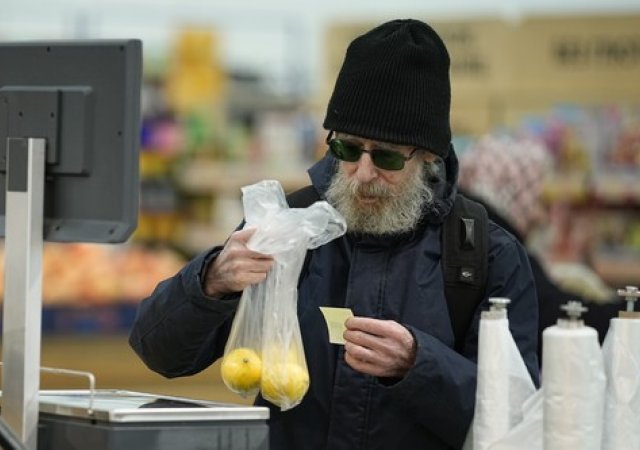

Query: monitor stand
left=1, top=137, right=46, bottom=450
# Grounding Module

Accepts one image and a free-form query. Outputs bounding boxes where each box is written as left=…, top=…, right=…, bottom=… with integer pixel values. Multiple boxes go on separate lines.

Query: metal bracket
left=0, top=363, right=96, bottom=416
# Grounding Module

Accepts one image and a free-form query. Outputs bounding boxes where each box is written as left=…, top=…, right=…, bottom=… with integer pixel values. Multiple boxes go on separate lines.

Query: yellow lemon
left=261, top=363, right=309, bottom=407
left=262, top=345, right=305, bottom=366
left=221, top=347, right=262, bottom=394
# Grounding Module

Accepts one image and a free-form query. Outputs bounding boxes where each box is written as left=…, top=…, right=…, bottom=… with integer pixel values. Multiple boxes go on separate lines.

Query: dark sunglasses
left=327, top=136, right=421, bottom=171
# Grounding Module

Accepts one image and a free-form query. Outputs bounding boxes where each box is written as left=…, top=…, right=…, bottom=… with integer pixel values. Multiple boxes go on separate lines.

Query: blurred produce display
left=521, top=104, right=640, bottom=174
left=0, top=243, right=185, bottom=306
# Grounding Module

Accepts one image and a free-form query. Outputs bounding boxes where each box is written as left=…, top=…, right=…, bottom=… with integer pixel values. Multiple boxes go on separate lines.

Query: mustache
left=325, top=161, right=436, bottom=235
left=347, top=180, right=396, bottom=198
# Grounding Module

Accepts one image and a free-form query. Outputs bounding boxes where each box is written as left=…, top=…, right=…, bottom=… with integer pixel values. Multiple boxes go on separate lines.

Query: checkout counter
left=0, top=389, right=269, bottom=450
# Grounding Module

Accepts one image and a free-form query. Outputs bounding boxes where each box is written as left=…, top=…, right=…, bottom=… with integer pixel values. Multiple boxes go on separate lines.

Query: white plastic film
left=488, top=390, right=543, bottom=450
left=471, top=310, right=536, bottom=450
left=602, top=317, right=640, bottom=450
left=542, top=324, right=606, bottom=450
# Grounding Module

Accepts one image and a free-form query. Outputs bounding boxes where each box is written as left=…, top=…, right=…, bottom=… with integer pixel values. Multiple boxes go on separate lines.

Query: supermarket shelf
left=541, top=171, right=589, bottom=202
left=175, top=160, right=310, bottom=195
left=173, top=160, right=312, bottom=254
left=542, top=170, right=640, bottom=205
left=593, top=254, right=640, bottom=287
left=179, top=223, right=232, bottom=255
left=0, top=303, right=139, bottom=335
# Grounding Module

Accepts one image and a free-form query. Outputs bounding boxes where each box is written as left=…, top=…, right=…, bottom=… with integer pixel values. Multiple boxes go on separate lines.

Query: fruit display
left=0, top=242, right=185, bottom=305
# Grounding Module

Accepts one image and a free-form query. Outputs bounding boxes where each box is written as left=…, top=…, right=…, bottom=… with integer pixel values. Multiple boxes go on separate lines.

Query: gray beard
left=325, top=163, right=435, bottom=235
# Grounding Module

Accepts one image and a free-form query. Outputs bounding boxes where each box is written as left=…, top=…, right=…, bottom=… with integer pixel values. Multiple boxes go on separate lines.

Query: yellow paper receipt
left=319, top=307, right=354, bottom=345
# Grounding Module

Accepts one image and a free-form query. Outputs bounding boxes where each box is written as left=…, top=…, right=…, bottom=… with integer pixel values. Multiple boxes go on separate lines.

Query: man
left=130, top=19, right=539, bottom=450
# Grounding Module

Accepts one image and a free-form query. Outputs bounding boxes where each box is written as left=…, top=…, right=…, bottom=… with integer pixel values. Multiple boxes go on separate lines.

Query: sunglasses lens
left=328, top=138, right=407, bottom=170
left=329, top=139, right=361, bottom=162
left=372, top=149, right=405, bottom=171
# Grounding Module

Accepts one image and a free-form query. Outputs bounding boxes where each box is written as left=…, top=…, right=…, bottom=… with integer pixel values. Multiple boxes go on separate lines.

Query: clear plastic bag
left=221, top=180, right=346, bottom=410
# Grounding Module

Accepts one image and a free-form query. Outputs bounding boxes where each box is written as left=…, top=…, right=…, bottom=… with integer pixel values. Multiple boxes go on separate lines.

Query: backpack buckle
left=460, top=218, right=475, bottom=249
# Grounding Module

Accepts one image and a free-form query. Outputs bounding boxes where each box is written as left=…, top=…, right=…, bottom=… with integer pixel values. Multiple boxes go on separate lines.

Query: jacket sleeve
left=128, top=247, right=242, bottom=378
left=381, top=223, right=540, bottom=449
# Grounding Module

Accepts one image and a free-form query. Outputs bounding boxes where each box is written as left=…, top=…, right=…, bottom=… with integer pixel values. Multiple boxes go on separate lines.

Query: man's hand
left=203, top=228, right=274, bottom=297
left=343, top=317, right=417, bottom=378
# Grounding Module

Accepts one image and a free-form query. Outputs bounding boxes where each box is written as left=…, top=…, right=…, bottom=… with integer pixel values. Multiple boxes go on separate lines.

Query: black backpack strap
left=286, top=185, right=321, bottom=284
left=442, top=193, right=489, bottom=353
left=286, top=185, right=320, bottom=209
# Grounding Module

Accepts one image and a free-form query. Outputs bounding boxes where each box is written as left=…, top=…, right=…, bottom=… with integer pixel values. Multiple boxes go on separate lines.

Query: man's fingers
left=236, top=271, right=269, bottom=287
left=224, top=256, right=273, bottom=273
left=345, top=316, right=386, bottom=334
left=344, top=345, right=387, bottom=377
left=342, top=317, right=417, bottom=378
left=231, top=227, right=257, bottom=244
left=204, top=227, right=276, bottom=297
left=344, top=328, right=397, bottom=359
left=344, top=341, right=377, bottom=363
left=216, top=258, right=274, bottom=292
left=345, top=317, right=406, bottom=341
left=344, top=329, right=380, bottom=349
left=224, top=247, right=274, bottom=264
left=215, top=254, right=270, bottom=275
left=226, top=229, right=274, bottom=261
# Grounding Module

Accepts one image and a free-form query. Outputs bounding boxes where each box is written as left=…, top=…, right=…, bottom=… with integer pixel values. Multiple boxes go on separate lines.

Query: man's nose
left=354, top=150, right=378, bottom=183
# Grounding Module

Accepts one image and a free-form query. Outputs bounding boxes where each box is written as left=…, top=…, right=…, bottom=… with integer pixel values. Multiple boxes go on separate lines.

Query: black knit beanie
left=323, top=19, right=451, bottom=158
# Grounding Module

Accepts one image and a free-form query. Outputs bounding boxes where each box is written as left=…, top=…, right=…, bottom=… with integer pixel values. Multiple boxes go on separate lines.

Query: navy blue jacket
left=129, top=150, right=540, bottom=450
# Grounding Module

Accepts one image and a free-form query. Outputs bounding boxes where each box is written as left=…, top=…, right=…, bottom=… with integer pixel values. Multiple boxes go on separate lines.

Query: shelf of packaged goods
left=592, top=253, right=640, bottom=287
left=592, top=171, right=640, bottom=206
left=173, top=160, right=312, bottom=255
left=541, top=170, right=640, bottom=206
left=175, top=160, right=310, bottom=196
left=541, top=171, right=589, bottom=203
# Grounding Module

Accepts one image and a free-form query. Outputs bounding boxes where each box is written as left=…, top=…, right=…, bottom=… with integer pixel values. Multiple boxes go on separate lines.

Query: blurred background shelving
left=1, top=1, right=639, bottom=402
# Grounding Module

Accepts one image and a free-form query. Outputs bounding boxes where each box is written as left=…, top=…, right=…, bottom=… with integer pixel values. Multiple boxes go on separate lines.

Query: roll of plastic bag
left=488, top=390, right=543, bottom=450
left=602, top=317, right=640, bottom=450
left=542, top=324, right=606, bottom=450
left=471, top=308, right=536, bottom=450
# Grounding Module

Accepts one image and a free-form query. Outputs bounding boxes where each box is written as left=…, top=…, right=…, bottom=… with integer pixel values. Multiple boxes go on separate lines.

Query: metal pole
left=1, top=137, right=46, bottom=450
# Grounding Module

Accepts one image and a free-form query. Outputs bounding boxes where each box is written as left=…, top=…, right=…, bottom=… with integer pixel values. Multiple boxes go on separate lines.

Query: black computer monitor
left=0, top=40, right=142, bottom=243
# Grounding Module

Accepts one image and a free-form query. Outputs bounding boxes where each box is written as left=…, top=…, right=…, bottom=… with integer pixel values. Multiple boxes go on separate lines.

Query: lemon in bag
left=261, top=362, right=310, bottom=407
left=221, top=347, right=263, bottom=393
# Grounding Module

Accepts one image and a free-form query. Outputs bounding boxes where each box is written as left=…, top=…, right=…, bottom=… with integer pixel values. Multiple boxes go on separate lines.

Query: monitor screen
left=0, top=40, right=142, bottom=243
